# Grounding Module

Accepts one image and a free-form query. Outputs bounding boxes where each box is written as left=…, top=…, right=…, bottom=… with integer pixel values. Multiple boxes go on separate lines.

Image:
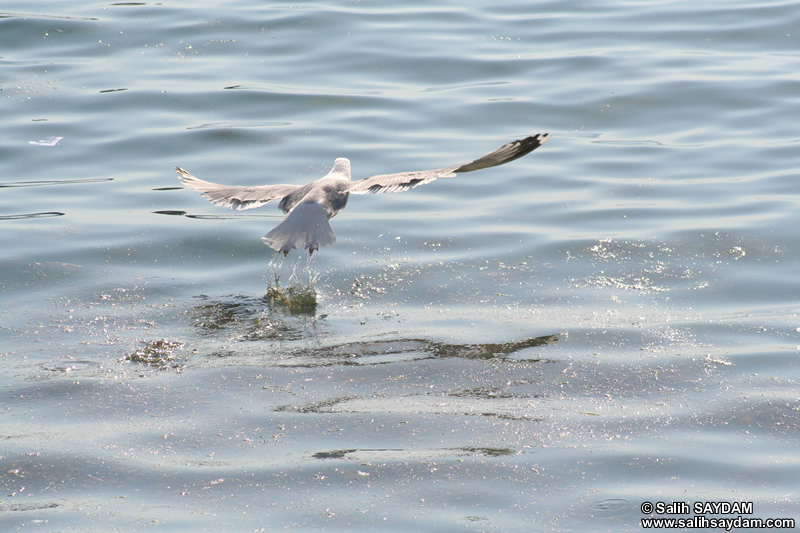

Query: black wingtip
left=455, top=133, right=551, bottom=173
left=515, top=133, right=551, bottom=154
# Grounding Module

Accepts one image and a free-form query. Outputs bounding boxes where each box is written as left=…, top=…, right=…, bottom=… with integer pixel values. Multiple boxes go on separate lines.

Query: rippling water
left=2, top=1, right=799, bottom=531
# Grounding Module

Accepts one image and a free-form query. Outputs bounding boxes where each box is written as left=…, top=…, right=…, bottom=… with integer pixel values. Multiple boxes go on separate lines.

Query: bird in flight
left=176, top=133, right=550, bottom=256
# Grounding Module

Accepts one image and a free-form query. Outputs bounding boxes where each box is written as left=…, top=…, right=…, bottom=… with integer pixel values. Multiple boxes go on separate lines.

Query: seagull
left=176, top=133, right=550, bottom=256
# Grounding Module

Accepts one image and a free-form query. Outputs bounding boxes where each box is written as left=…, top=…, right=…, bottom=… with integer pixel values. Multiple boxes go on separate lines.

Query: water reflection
left=186, top=121, right=291, bottom=129
left=191, top=294, right=315, bottom=342
left=274, top=396, right=357, bottom=414
left=311, top=446, right=516, bottom=460
left=298, top=334, right=560, bottom=366
left=0, top=211, right=64, bottom=220
left=0, top=177, right=112, bottom=188
left=190, top=293, right=559, bottom=366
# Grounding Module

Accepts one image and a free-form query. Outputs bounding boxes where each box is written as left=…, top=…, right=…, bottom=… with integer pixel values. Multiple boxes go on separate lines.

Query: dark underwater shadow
left=190, top=293, right=318, bottom=343
left=289, top=334, right=561, bottom=366
left=187, top=291, right=559, bottom=365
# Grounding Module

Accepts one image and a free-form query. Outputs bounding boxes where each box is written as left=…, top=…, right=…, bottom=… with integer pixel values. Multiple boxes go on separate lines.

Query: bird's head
left=331, top=158, right=351, bottom=179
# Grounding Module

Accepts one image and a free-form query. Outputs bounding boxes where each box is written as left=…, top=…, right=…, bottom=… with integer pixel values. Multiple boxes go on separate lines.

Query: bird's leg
left=308, top=246, right=318, bottom=256
left=282, top=249, right=290, bottom=257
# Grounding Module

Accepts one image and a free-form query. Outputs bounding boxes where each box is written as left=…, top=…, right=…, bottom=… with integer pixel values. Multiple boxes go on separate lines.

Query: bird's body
left=176, top=133, right=550, bottom=256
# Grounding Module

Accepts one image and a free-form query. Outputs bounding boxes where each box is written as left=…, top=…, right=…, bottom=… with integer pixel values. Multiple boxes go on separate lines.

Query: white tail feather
left=262, top=202, right=336, bottom=255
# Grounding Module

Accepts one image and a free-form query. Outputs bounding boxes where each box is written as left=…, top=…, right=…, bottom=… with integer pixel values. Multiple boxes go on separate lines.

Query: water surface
left=2, top=1, right=799, bottom=531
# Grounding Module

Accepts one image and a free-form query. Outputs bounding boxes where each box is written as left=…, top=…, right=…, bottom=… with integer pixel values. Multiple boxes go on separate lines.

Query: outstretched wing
left=175, top=167, right=300, bottom=211
left=348, top=133, right=550, bottom=195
